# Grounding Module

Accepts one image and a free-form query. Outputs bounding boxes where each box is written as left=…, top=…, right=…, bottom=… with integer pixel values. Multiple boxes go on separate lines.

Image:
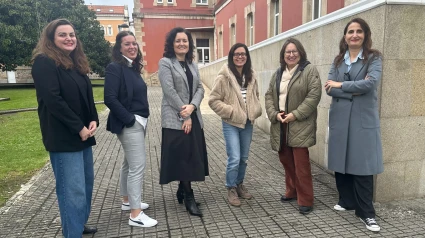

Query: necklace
left=179, top=61, right=186, bottom=72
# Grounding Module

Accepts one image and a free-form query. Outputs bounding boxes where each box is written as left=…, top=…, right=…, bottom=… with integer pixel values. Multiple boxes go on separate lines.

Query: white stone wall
left=199, top=4, right=425, bottom=202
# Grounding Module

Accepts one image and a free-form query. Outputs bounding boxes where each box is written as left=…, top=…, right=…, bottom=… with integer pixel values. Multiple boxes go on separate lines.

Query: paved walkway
left=1, top=86, right=425, bottom=237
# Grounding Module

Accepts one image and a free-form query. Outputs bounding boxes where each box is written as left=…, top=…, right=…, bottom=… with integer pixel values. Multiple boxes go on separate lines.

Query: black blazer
left=31, top=55, right=98, bottom=152
left=104, top=62, right=149, bottom=134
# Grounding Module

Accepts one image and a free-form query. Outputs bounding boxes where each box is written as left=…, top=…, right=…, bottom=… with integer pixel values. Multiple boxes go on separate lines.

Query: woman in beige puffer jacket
left=265, top=38, right=321, bottom=215
left=209, top=43, right=262, bottom=207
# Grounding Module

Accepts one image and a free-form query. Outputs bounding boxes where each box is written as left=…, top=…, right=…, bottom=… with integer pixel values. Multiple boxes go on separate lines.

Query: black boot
left=184, top=189, right=202, bottom=217
left=176, top=183, right=184, bottom=204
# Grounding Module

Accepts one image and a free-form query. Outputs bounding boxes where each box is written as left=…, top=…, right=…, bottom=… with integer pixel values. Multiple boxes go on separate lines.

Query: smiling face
left=54, top=25, right=77, bottom=55
left=173, top=32, right=189, bottom=57
left=284, top=43, right=300, bottom=69
left=120, top=35, right=138, bottom=60
left=232, top=47, right=247, bottom=69
left=344, top=22, right=364, bottom=50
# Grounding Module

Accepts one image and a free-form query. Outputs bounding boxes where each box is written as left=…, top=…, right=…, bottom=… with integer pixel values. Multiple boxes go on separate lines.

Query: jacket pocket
left=361, top=106, right=380, bottom=128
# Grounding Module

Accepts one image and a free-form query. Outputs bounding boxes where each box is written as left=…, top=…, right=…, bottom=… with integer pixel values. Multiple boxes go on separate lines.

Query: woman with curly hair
left=158, top=27, right=208, bottom=217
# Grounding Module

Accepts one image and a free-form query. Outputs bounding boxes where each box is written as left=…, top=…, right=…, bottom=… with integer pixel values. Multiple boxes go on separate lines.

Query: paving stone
left=2, top=86, right=425, bottom=237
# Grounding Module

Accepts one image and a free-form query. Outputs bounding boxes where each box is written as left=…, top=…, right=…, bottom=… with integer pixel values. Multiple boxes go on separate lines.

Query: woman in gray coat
left=158, top=27, right=208, bottom=217
left=325, top=18, right=383, bottom=232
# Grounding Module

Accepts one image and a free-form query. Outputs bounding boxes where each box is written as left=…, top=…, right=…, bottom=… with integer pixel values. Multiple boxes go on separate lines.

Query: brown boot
left=227, top=187, right=241, bottom=207
left=236, top=183, right=253, bottom=199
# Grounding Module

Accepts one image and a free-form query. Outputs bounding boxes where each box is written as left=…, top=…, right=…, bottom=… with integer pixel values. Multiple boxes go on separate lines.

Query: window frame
left=196, top=0, right=208, bottom=5
left=273, top=0, right=279, bottom=36
left=312, top=0, right=321, bottom=20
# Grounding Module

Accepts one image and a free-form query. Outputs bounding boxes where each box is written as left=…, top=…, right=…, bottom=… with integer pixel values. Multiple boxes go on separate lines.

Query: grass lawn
left=0, top=86, right=106, bottom=207
left=0, top=111, right=48, bottom=206
left=0, top=86, right=105, bottom=111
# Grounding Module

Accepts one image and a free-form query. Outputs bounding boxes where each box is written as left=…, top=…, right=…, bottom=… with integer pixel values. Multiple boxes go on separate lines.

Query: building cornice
left=249, top=0, right=424, bottom=51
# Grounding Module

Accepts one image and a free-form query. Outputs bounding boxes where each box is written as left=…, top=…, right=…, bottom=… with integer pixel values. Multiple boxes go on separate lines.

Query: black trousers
left=335, top=172, right=375, bottom=218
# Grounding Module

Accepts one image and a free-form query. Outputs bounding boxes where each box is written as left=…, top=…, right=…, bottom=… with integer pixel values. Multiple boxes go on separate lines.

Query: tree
left=0, top=0, right=110, bottom=76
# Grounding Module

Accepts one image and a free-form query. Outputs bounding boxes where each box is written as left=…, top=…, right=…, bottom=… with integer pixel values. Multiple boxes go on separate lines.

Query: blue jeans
left=50, top=147, right=94, bottom=238
left=222, top=120, right=253, bottom=188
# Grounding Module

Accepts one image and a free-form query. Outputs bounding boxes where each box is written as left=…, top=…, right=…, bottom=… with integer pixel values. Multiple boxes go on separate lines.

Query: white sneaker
left=129, top=212, right=158, bottom=228
left=360, top=217, right=380, bottom=232
left=121, top=202, right=149, bottom=211
left=333, top=204, right=347, bottom=211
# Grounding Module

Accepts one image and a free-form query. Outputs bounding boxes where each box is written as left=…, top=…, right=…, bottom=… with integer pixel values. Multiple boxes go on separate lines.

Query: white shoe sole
left=128, top=218, right=158, bottom=228
left=360, top=218, right=381, bottom=232
left=122, top=202, right=149, bottom=211
left=333, top=204, right=347, bottom=211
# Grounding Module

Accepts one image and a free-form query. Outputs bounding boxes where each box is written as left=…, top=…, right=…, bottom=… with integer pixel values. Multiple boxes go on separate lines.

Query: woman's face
left=173, top=32, right=189, bottom=56
left=120, top=35, right=138, bottom=60
left=344, top=22, right=364, bottom=50
left=233, top=47, right=247, bottom=69
left=284, top=43, right=300, bottom=69
left=54, top=25, right=77, bottom=55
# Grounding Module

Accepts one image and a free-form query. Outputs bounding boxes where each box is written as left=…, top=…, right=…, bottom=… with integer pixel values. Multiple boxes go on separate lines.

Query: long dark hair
left=228, top=43, right=252, bottom=87
left=334, top=18, right=382, bottom=67
left=163, top=27, right=195, bottom=63
left=111, top=31, right=143, bottom=73
left=31, top=19, right=90, bottom=74
left=279, top=38, right=307, bottom=69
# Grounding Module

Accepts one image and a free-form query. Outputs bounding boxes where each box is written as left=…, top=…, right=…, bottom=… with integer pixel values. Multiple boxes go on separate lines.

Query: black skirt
left=159, top=114, right=209, bottom=184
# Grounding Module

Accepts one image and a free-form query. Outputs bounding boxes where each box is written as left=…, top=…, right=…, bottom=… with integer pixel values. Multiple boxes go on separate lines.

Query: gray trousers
left=117, top=121, right=146, bottom=209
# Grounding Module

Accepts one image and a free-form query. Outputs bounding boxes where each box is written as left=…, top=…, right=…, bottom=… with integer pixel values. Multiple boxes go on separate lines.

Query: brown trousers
left=278, top=124, right=314, bottom=206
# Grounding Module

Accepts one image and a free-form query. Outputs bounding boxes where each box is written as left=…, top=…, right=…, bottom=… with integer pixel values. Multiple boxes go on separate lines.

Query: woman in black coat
left=31, top=19, right=98, bottom=238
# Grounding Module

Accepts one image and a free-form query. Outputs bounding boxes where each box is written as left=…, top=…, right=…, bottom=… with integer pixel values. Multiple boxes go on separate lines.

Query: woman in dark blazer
left=325, top=18, right=383, bottom=232
left=104, top=31, right=157, bottom=228
left=158, top=27, right=208, bottom=217
left=31, top=19, right=98, bottom=237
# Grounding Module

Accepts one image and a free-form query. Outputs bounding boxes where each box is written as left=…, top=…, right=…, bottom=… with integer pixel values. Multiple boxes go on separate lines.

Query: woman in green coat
left=265, top=38, right=321, bottom=215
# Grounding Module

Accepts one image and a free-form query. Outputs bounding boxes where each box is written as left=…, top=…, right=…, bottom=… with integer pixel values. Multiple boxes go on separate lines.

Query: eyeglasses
left=285, top=50, right=299, bottom=56
left=233, top=52, right=247, bottom=58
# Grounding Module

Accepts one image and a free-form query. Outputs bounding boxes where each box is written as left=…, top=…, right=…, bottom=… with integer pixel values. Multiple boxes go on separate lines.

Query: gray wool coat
left=158, top=57, right=204, bottom=130
left=326, top=54, right=384, bottom=175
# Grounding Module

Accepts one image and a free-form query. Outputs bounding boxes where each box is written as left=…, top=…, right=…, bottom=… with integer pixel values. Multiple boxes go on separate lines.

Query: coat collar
left=64, top=69, right=90, bottom=109
left=218, top=63, right=255, bottom=107
left=170, top=57, right=197, bottom=92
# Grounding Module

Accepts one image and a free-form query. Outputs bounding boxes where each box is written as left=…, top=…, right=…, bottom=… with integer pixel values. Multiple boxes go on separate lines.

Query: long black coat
left=32, top=55, right=98, bottom=152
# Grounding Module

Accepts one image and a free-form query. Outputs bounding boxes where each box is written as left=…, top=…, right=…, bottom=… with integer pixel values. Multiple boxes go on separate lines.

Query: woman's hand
left=88, top=121, right=97, bottom=137
left=324, top=80, right=343, bottom=93
left=282, top=113, right=296, bottom=123
left=79, top=127, right=91, bottom=141
left=180, top=104, right=195, bottom=118
left=276, top=112, right=285, bottom=123
left=182, top=118, right=192, bottom=134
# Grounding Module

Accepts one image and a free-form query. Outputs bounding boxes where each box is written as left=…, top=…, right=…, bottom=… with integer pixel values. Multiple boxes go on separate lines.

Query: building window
left=196, top=39, right=210, bottom=64
left=196, top=0, right=208, bottom=4
left=157, top=0, right=163, bottom=3
left=312, top=0, right=321, bottom=20
left=247, top=13, right=254, bottom=46
left=273, top=0, right=280, bottom=36
left=109, top=9, right=114, bottom=12
left=230, top=23, right=236, bottom=46
left=96, top=9, right=101, bottom=12
left=100, top=25, right=105, bottom=35
left=107, top=26, right=113, bottom=36
left=167, top=0, right=173, bottom=3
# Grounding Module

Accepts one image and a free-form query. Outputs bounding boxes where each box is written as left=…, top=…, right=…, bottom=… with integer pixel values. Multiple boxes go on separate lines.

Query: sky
left=84, top=0, right=134, bottom=20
